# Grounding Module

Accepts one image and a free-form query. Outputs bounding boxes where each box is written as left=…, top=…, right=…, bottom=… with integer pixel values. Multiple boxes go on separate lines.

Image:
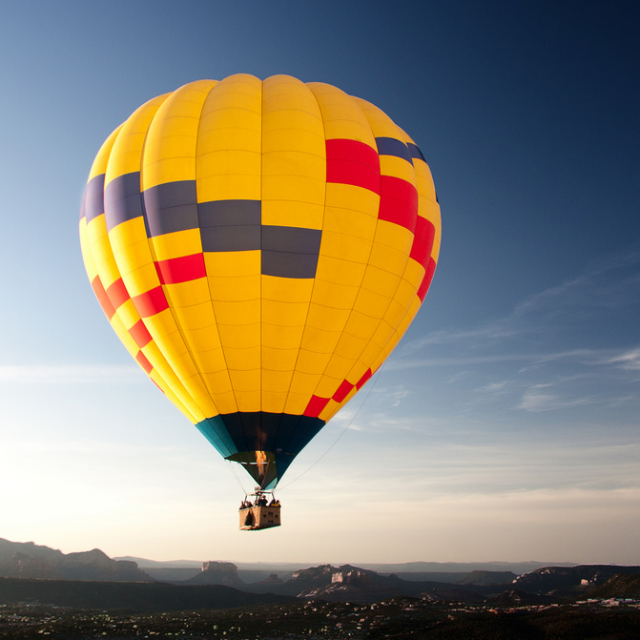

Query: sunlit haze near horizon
left=0, top=1, right=638, bottom=566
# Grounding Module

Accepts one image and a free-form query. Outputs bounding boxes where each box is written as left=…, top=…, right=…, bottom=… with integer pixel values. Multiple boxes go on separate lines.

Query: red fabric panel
left=417, top=257, right=437, bottom=302
left=304, top=394, right=331, bottom=418
left=132, top=286, right=169, bottom=318
left=326, top=139, right=380, bottom=194
left=106, top=277, right=130, bottom=310
left=410, top=216, right=436, bottom=268
left=129, top=319, right=153, bottom=348
left=355, top=368, right=372, bottom=390
left=135, top=350, right=153, bottom=374
left=378, top=176, right=418, bottom=232
left=332, top=379, right=354, bottom=403
left=91, top=276, right=116, bottom=320
left=155, top=253, right=207, bottom=285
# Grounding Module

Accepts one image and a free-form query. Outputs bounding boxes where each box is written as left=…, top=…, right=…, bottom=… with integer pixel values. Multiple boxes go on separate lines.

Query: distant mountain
left=584, top=573, right=640, bottom=600
left=0, top=576, right=297, bottom=613
left=512, top=565, right=640, bottom=597
left=0, top=539, right=152, bottom=582
left=458, top=570, right=517, bottom=586
left=184, top=561, right=245, bottom=588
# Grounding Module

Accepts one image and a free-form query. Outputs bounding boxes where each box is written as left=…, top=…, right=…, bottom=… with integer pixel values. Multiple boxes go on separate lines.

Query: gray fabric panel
left=200, top=224, right=261, bottom=252
left=198, top=199, right=261, bottom=227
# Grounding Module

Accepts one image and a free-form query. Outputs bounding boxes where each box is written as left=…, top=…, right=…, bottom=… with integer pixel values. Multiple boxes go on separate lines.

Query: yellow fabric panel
left=311, top=277, right=362, bottom=310
left=261, top=75, right=326, bottom=228
left=261, top=345, right=299, bottom=370
left=261, top=199, right=325, bottom=230
left=261, top=299, right=309, bottom=327
left=86, top=216, right=121, bottom=289
left=323, top=351, right=358, bottom=382
left=373, top=219, right=414, bottom=254
left=314, top=255, right=367, bottom=289
left=141, top=341, right=205, bottom=421
left=367, top=241, right=411, bottom=279
left=228, top=369, right=260, bottom=391
left=197, top=74, right=261, bottom=202
left=163, top=279, right=211, bottom=309
left=88, top=125, right=124, bottom=181
left=413, top=149, right=438, bottom=203
left=342, top=310, right=381, bottom=341
left=283, top=392, right=307, bottom=415
left=115, top=299, right=142, bottom=332
left=334, top=331, right=369, bottom=361
left=111, top=234, right=152, bottom=278
left=379, top=155, right=417, bottom=184
left=195, top=347, right=229, bottom=374
left=171, top=314, right=220, bottom=350
left=262, top=275, right=314, bottom=303
left=361, top=266, right=401, bottom=299
left=142, top=80, right=216, bottom=190
left=324, top=184, right=380, bottom=225
left=208, top=391, right=237, bottom=415
left=352, top=97, right=408, bottom=141
left=217, top=322, right=260, bottom=349
left=104, top=94, right=168, bottom=186
left=204, top=251, right=259, bottom=278
left=300, top=324, right=342, bottom=355
left=224, top=346, right=260, bottom=371
left=148, top=369, right=197, bottom=422
left=261, top=323, right=306, bottom=351
left=208, top=273, right=260, bottom=302
left=317, top=228, right=373, bottom=265
left=288, top=371, right=322, bottom=399
left=401, top=258, right=426, bottom=294
left=370, top=319, right=396, bottom=350
left=305, top=303, right=351, bottom=332
left=143, top=307, right=181, bottom=339
left=212, top=299, right=260, bottom=326
left=262, top=390, right=289, bottom=414
left=262, top=368, right=296, bottom=391
left=318, top=398, right=344, bottom=423
left=353, top=287, right=392, bottom=319
left=313, top=374, right=343, bottom=399
left=295, top=349, right=333, bottom=375
left=307, top=82, right=377, bottom=146
left=122, top=262, right=160, bottom=297
left=150, top=229, right=203, bottom=262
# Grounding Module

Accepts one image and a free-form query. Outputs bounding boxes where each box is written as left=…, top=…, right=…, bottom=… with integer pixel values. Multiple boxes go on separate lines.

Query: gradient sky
left=0, top=1, right=638, bottom=566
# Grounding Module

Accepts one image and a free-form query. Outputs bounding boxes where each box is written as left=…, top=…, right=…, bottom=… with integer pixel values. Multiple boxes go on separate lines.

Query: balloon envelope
left=79, top=74, right=441, bottom=489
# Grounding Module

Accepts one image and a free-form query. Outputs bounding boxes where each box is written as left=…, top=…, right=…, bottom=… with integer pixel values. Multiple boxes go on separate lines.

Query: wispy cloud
left=0, top=364, right=142, bottom=384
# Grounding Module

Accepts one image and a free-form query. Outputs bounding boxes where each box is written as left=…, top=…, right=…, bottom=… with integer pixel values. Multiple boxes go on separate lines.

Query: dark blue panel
left=195, top=416, right=238, bottom=458
left=196, top=411, right=326, bottom=486
left=82, top=174, right=105, bottom=222
left=143, top=180, right=199, bottom=237
left=200, top=224, right=261, bottom=252
left=407, top=142, right=426, bottom=163
left=104, top=172, right=143, bottom=232
left=199, top=200, right=262, bottom=252
left=199, top=199, right=261, bottom=227
left=261, top=226, right=322, bottom=278
left=284, top=417, right=325, bottom=456
left=376, top=137, right=413, bottom=164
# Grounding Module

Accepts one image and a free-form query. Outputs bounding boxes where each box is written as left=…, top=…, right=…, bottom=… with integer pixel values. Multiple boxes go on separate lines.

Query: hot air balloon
left=79, top=74, right=441, bottom=529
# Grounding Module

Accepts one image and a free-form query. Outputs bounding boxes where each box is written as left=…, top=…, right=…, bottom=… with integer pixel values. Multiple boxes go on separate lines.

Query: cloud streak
left=0, top=364, right=142, bottom=384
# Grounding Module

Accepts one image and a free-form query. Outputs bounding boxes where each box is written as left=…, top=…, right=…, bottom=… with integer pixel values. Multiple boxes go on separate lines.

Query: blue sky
left=0, top=1, right=638, bottom=565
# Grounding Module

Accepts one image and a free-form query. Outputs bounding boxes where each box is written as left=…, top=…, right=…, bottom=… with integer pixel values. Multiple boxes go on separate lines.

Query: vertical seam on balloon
left=303, top=91, right=384, bottom=414
left=134, top=90, right=200, bottom=423
left=274, top=78, right=325, bottom=452
left=337, top=103, right=420, bottom=403
left=190, top=80, right=226, bottom=419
